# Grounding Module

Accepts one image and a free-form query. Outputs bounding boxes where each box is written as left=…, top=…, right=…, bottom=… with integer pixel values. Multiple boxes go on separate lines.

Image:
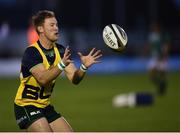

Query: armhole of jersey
left=29, top=63, right=44, bottom=73
left=28, top=43, right=44, bottom=72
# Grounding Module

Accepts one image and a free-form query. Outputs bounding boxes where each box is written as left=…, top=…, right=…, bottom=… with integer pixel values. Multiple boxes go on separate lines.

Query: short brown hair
left=32, top=10, right=55, bottom=34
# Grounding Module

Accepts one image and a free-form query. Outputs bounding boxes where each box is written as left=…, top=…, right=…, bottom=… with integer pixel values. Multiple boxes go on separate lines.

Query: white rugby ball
left=103, top=24, right=128, bottom=51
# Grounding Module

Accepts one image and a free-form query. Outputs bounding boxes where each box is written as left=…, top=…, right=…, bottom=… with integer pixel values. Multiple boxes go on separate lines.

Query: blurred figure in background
left=0, top=21, right=10, bottom=57
left=147, top=22, right=170, bottom=95
left=0, top=21, right=9, bottom=41
left=27, top=23, right=39, bottom=45
left=112, top=92, right=154, bottom=108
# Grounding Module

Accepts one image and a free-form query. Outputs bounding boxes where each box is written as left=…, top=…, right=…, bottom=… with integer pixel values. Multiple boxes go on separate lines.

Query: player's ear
left=37, top=26, right=43, bottom=33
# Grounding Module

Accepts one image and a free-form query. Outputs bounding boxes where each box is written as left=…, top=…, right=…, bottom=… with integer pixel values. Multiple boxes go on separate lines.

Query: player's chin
left=51, top=37, right=58, bottom=42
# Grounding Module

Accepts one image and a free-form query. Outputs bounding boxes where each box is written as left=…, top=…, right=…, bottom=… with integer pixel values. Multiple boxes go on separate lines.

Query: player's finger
left=67, top=59, right=74, bottom=63
left=89, top=48, right=96, bottom=55
left=94, top=60, right=101, bottom=63
left=65, top=46, right=69, bottom=51
left=94, top=54, right=102, bottom=59
left=92, top=50, right=101, bottom=57
left=66, top=53, right=71, bottom=59
left=64, top=47, right=70, bottom=57
left=78, top=52, right=83, bottom=57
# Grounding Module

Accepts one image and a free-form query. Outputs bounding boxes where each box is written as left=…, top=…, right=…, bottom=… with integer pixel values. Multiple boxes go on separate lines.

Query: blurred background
left=0, top=0, right=180, bottom=131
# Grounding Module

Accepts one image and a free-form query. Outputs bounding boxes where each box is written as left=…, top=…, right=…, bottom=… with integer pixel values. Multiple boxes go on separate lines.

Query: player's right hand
left=61, top=46, right=73, bottom=66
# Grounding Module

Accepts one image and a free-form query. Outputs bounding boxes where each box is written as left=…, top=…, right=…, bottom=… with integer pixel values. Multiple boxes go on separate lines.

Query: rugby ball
left=103, top=24, right=128, bottom=51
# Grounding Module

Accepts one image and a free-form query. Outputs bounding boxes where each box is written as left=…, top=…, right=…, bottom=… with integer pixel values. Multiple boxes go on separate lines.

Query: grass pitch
left=0, top=72, right=179, bottom=131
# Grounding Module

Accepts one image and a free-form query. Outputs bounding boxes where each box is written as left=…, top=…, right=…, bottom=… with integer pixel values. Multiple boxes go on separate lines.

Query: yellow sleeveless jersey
left=14, top=42, right=61, bottom=108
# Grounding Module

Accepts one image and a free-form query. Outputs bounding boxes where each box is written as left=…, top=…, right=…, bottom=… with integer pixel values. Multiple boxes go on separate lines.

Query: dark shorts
left=14, top=104, right=61, bottom=129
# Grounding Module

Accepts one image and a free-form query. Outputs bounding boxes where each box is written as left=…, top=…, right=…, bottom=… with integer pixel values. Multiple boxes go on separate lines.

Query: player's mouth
left=54, top=32, right=59, bottom=36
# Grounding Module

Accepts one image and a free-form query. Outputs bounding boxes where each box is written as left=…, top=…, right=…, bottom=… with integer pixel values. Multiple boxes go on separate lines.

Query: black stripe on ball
left=108, top=24, right=122, bottom=47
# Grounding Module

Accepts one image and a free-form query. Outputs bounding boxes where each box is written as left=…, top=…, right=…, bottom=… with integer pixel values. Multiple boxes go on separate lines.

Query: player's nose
left=54, top=25, right=58, bottom=31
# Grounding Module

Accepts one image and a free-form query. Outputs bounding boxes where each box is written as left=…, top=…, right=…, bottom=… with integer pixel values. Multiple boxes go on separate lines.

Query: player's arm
left=30, top=64, right=62, bottom=86
left=64, top=48, right=102, bottom=85
left=31, top=47, right=72, bottom=86
left=64, top=63, right=85, bottom=85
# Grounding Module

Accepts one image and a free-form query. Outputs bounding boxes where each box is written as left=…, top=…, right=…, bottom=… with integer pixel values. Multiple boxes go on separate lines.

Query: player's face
left=42, top=17, right=59, bottom=42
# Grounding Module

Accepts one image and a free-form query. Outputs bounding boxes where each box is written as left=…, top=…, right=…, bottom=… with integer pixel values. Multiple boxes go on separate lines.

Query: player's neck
left=39, top=36, right=54, bottom=49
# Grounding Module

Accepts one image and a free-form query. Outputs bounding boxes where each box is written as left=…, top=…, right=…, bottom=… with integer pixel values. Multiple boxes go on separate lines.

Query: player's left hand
left=78, top=48, right=102, bottom=68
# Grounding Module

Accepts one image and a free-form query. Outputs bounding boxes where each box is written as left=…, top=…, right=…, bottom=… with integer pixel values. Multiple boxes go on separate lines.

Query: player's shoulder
left=22, top=45, right=42, bottom=59
left=24, top=45, right=39, bottom=54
